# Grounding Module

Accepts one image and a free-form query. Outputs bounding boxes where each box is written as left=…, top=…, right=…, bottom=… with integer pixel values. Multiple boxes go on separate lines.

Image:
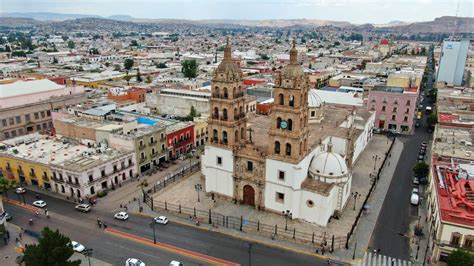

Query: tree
left=123, top=74, right=132, bottom=86
left=124, top=58, right=134, bottom=71
left=113, top=64, right=121, bottom=71
left=447, top=249, right=474, bottom=266
left=427, top=113, right=437, bottom=126
left=0, top=177, right=17, bottom=198
left=136, top=68, right=142, bottom=82
left=187, top=106, right=198, bottom=120
left=156, top=62, right=167, bottom=68
left=181, top=59, right=198, bottom=79
left=413, top=162, right=429, bottom=178
left=130, top=40, right=139, bottom=47
left=259, top=54, right=270, bottom=60
left=24, top=227, right=80, bottom=266
left=67, top=40, right=75, bottom=49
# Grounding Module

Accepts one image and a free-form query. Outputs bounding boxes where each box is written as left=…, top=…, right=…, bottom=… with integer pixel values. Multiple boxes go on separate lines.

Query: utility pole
left=150, top=219, right=156, bottom=244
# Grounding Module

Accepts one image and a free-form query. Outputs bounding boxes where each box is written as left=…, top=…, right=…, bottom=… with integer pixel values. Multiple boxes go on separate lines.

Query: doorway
left=242, top=185, right=255, bottom=206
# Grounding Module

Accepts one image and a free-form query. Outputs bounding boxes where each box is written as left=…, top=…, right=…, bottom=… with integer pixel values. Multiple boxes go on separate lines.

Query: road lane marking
left=3, top=198, right=39, bottom=212
left=104, top=227, right=239, bottom=266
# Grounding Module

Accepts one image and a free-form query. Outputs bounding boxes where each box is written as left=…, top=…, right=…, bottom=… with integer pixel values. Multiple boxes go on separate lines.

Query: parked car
left=413, top=177, right=419, bottom=185
left=410, top=188, right=420, bottom=205
left=415, top=122, right=420, bottom=128
left=169, top=261, right=184, bottom=266
left=126, top=258, right=145, bottom=266
left=4, top=212, right=12, bottom=221
left=75, top=204, right=91, bottom=213
left=419, top=149, right=426, bottom=155
left=421, top=141, right=428, bottom=147
left=372, top=128, right=383, bottom=134
left=114, top=211, right=129, bottom=220
left=15, top=187, right=26, bottom=194
left=33, top=200, right=47, bottom=208
left=153, top=216, right=169, bottom=225
left=70, top=241, right=85, bottom=252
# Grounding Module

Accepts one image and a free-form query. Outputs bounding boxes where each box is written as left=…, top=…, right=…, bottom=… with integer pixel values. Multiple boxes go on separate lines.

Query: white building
left=437, top=39, right=469, bottom=86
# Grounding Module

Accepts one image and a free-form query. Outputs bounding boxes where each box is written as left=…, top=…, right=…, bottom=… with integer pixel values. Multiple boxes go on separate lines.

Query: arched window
left=213, top=107, right=219, bottom=119
left=223, top=108, right=228, bottom=120
left=213, top=129, right=218, bottom=142
left=239, top=106, right=243, bottom=116
left=234, top=107, right=238, bottom=119
left=286, top=143, right=292, bottom=156
left=235, top=130, right=239, bottom=142
left=299, top=142, right=302, bottom=155
left=288, top=119, right=293, bottom=131
left=241, top=127, right=244, bottom=140
left=222, top=131, right=228, bottom=144
left=277, top=117, right=282, bottom=129
left=278, top=93, right=284, bottom=105
left=289, top=95, right=295, bottom=107
left=214, top=86, right=220, bottom=97
left=223, top=87, right=228, bottom=98
left=274, top=141, right=281, bottom=154
left=233, top=87, right=236, bottom=97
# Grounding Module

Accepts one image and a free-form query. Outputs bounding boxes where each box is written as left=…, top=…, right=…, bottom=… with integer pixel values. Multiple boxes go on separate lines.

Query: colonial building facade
left=202, top=39, right=367, bottom=226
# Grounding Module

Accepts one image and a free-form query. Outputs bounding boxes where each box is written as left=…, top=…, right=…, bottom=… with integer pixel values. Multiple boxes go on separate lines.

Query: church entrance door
left=243, top=185, right=255, bottom=206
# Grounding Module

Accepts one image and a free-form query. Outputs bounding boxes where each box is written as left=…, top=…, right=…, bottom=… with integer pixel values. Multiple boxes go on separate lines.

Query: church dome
left=309, top=144, right=347, bottom=178
left=308, top=90, right=323, bottom=107
left=214, top=37, right=242, bottom=78
left=280, top=40, right=305, bottom=80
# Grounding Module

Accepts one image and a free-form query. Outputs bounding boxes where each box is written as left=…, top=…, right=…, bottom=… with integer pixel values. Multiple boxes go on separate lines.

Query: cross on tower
left=247, top=127, right=254, bottom=143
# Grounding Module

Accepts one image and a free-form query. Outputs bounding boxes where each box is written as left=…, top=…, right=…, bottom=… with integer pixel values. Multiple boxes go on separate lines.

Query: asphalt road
left=368, top=50, right=435, bottom=260
left=6, top=191, right=336, bottom=266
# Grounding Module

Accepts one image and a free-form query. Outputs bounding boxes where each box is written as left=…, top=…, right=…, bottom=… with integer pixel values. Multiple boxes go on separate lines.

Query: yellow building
left=0, top=154, right=52, bottom=189
left=193, top=117, right=208, bottom=148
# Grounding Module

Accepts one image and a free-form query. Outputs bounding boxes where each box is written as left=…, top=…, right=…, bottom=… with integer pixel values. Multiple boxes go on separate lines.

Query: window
left=18, top=128, right=24, bottom=135
left=161, top=144, right=165, bottom=151
left=128, top=158, right=132, bottom=166
left=40, top=111, right=45, bottom=118
left=382, top=97, right=387, bottom=103
left=393, top=99, right=399, bottom=105
left=276, top=117, right=281, bottom=129
left=34, top=112, right=39, bottom=119
left=89, top=174, right=93, bottom=182
left=113, top=164, right=118, bottom=172
left=278, top=170, right=285, bottom=181
left=275, top=192, right=285, bottom=203
left=278, top=93, right=284, bottom=105
left=381, top=106, right=386, bottom=112
left=223, top=108, right=228, bottom=120
left=289, top=95, right=294, bottom=107
left=217, top=156, right=222, bottom=165
left=286, top=143, right=292, bottom=156
left=222, top=131, right=228, bottom=144
left=11, top=130, right=16, bottom=137
left=392, top=107, right=397, bottom=113
left=9, top=118, right=14, bottom=125
left=150, top=137, right=155, bottom=144
left=101, top=170, right=105, bottom=177
left=288, top=119, right=293, bottom=131
left=36, top=124, right=41, bottom=130
left=404, top=116, right=408, bottom=122
left=46, top=110, right=51, bottom=117
left=141, top=152, right=145, bottom=159
left=391, top=115, right=396, bottom=121
left=274, top=141, right=280, bottom=154
left=75, top=177, right=79, bottom=184
left=247, top=161, right=253, bottom=171
left=139, top=140, right=144, bottom=147
left=306, top=200, right=314, bottom=208
left=450, top=233, right=461, bottom=246
left=406, top=100, right=411, bottom=105
left=464, top=236, right=474, bottom=249
left=16, top=116, right=21, bottom=124
left=151, top=148, right=155, bottom=155
left=311, top=111, right=316, bottom=117
left=42, top=123, right=47, bottom=129
left=1, top=119, right=6, bottom=127
left=213, top=129, right=218, bottom=142
left=370, top=105, right=375, bottom=111
left=405, top=108, right=410, bottom=114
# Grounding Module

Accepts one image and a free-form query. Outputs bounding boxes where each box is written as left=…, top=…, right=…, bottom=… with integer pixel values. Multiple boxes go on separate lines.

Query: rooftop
left=432, top=125, right=474, bottom=161
left=0, top=79, right=65, bottom=98
left=432, top=157, right=474, bottom=228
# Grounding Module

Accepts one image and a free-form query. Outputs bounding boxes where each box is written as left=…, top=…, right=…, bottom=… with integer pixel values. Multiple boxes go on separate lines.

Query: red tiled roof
left=432, top=158, right=474, bottom=227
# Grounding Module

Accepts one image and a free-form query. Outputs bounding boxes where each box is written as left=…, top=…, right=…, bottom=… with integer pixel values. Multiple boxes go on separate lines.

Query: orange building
left=107, top=87, right=150, bottom=103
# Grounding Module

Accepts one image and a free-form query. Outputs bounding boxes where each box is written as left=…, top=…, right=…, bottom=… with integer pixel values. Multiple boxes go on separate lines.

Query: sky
left=1, top=0, right=472, bottom=24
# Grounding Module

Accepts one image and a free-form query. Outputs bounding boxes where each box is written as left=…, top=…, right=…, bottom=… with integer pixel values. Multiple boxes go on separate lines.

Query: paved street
left=4, top=191, right=337, bottom=266
left=368, top=50, right=435, bottom=260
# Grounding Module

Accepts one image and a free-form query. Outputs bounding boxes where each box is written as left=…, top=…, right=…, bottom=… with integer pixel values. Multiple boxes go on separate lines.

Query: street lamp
left=282, top=210, right=292, bottom=231
left=83, top=248, right=93, bottom=266
left=150, top=219, right=156, bottom=244
left=352, top=192, right=361, bottom=211
left=195, top=184, right=202, bottom=202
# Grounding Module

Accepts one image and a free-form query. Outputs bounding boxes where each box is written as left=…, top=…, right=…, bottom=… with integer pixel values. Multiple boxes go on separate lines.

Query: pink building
left=368, top=85, right=419, bottom=133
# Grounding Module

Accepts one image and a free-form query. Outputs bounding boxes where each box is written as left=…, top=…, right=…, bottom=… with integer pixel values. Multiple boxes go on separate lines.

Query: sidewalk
left=333, top=138, right=404, bottom=261
left=0, top=223, right=111, bottom=266
left=408, top=185, right=431, bottom=265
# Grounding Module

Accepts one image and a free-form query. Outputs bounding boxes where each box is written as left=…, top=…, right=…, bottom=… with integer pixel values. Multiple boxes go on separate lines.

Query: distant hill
left=0, top=17, right=43, bottom=27
left=196, top=19, right=352, bottom=28
left=107, top=15, right=135, bottom=21
left=387, top=16, right=474, bottom=33
left=373, top=20, right=409, bottom=28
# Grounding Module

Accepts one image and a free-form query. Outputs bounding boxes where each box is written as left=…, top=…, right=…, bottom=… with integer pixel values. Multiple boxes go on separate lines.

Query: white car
left=114, top=211, right=129, bottom=220
left=15, top=187, right=26, bottom=194
left=33, top=200, right=47, bottom=208
left=169, top=261, right=184, bottom=266
left=125, top=258, right=145, bottom=266
left=410, top=188, right=420, bottom=205
left=70, top=241, right=85, bottom=253
left=153, top=216, right=169, bottom=225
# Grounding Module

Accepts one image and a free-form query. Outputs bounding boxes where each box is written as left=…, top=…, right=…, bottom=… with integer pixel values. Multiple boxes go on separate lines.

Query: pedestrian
left=44, top=208, right=48, bottom=215
left=98, top=221, right=102, bottom=228
left=103, top=222, right=107, bottom=229
left=125, top=205, right=128, bottom=211
left=120, top=204, right=123, bottom=208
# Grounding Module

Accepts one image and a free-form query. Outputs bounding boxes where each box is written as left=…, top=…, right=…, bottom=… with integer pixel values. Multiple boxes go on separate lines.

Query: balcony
left=29, top=172, right=37, bottom=178
left=151, top=152, right=158, bottom=158
left=149, top=139, right=158, bottom=145
left=53, top=178, right=65, bottom=184
left=17, top=169, right=24, bottom=176
left=138, top=144, right=146, bottom=150
left=139, top=156, right=148, bottom=164
left=66, top=180, right=80, bottom=188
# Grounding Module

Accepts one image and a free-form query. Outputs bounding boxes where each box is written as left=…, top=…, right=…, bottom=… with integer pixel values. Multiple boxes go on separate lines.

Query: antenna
left=452, top=0, right=461, bottom=38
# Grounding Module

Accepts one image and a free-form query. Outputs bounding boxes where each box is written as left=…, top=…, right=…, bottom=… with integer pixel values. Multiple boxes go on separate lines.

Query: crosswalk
left=353, top=252, right=412, bottom=266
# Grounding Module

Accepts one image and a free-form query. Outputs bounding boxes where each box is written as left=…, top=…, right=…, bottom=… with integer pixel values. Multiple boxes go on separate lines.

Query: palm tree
left=0, top=177, right=17, bottom=198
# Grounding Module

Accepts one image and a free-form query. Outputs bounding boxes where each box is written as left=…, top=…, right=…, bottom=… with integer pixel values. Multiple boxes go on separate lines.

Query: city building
left=437, top=39, right=469, bottom=86
left=0, top=79, right=87, bottom=141
left=368, top=85, right=418, bottom=133
left=165, top=122, right=194, bottom=159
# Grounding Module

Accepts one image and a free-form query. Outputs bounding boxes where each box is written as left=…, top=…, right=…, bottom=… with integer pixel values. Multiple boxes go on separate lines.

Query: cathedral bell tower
left=207, top=37, right=247, bottom=149
left=268, top=40, right=309, bottom=162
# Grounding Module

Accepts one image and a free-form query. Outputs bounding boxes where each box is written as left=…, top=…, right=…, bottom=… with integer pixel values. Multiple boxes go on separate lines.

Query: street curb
left=130, top=211, right=354, bottom=264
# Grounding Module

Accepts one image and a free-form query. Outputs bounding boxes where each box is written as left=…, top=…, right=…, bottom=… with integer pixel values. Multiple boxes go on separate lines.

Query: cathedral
left=202, top=38, right=373, bottom=226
